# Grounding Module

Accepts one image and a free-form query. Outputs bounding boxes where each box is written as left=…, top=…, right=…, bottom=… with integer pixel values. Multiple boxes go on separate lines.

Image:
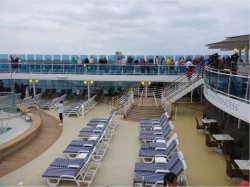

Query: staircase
left=164, top=67, right=204, bottom=103
left=124, top=105, right=165, bottom=122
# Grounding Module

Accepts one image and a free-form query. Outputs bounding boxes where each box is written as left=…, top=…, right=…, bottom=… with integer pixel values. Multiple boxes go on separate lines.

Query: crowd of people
left=8, top=54, right=242, bottom=76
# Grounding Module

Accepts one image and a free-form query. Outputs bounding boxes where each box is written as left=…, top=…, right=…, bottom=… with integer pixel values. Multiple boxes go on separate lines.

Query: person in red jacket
left=187, top=66, right=193, bottom=82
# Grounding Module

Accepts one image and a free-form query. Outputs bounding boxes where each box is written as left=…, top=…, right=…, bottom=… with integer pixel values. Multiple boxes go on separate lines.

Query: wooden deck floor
left=0, top=108, right=62, bottom=177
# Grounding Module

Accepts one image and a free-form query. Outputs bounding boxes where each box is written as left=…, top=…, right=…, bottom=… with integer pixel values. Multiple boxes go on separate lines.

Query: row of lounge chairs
left=63, top=95, right=97, bottom=117
left=20, top=93, right=43, bottom=108
left=37, top=94, right=67, bottom=110
left=42, top=112, right=117, bottom=186
left=133, top=112, right=187, bottom=186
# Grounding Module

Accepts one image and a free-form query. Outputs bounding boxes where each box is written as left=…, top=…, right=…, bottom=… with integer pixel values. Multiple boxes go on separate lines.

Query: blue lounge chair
left=141, top=133, right=178, bottom=150
left=49, top=158, right=89, bottom=168
left=42, top=167, right=85, bottom=186
left=87, top=112, right=116, bottom=127
left=139, top=123, right=174, bottom=143
left=140, top=122, right=173, bottom=135
left=63, top=102, right=84, bottom=117
left=140, top=114, right=169, bottom=130
left=68, top=140, right=98, bottom=147
left=140, top=112, right=168, bottom=124
left=134, top=151, right=183, bottom=173
left=134, top=160, right=187, bottom=186
left=139, top=139, right=178, bottom=163
left=64, top=145, right=95, bottom=159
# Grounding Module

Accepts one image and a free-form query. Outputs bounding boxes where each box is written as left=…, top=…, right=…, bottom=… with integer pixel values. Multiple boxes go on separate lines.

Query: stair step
left=124, top=105, right=165, bottom=122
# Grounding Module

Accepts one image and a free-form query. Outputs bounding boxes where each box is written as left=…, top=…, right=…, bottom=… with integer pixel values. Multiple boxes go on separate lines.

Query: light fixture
left=90, top=80, right=94, bottom=84
left=35, top=80, right=39, bottom=83
left=141, top=81, right=145, bottom=86
left=29, top=79, right=33, bottom=83
left=233, top=48, right=238, bottom=53
left=83, top=80, right=87, bottom=84
left=148, top=82, right=151, bottom=86
left=242, top=48, right=246, bottom=52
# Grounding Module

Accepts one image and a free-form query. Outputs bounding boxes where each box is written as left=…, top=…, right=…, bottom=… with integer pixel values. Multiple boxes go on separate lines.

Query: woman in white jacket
left=55, top=100, right=64, bottom=126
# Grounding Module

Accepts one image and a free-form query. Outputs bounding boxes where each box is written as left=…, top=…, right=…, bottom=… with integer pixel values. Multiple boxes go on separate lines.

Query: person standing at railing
left=140, top=58, right=145, bottom=73
left=71, top=57, right=77, bottom=64
left=174, top=59, right=179, bottom=74
left=77, top=56, right=82, bottom=71
left=187, top=66, right=193, bottom=82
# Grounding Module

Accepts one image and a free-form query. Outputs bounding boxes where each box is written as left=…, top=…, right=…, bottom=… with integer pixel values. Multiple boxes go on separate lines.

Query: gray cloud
left=0, top=0, right=248, bottom=55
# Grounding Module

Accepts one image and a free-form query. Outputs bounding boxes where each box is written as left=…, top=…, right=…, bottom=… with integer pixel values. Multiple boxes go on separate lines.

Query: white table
left=234, top=160, right=250, bottom=170
left=202, top=118, right=217, bottom=124
left=212, top=134, right=234, bottom=141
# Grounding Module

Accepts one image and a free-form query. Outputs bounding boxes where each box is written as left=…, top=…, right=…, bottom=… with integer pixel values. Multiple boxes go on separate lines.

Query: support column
left=245, top=45, right=249, bottom=63
left=87, top=82, right=90, bottom=99
left=33, top=81, right=36, bottom=96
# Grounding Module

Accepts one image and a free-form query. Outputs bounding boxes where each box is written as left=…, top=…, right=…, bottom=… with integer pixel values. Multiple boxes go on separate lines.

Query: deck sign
left=204, top=86, right=250, bottom=123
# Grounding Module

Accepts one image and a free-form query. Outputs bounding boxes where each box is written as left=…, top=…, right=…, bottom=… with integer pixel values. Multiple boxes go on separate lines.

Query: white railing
left=110, top=90, right=132, bottom=112
left=164, top=66, right=203, bottom=99
left=137, top=90, right=144, bottom=108
left=123, top=91, right=134, bottom=116
left=21, top=96, right=35, bottom=108
left=33, top=93, right=43, bottom=105
left=161, top=94, right=172, bottom=115
left=81, top=95, right=97, bottom=118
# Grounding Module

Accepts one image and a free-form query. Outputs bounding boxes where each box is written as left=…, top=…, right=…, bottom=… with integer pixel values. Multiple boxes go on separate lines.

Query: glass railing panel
left=64, top=64, right=76, bottom=74
left=0, top=64, right=10, bottom=72
left=27, top=54, right=35, bottom=63
left=19, top=64, right=29, bottom=73
left=217, top=73, right=229, bottom=93
left=30, top=64, right=42, bottom=73
left=35, top=55, right=43, bottom=63
left=42, top=64, right=52, bottom=73
left=53, top=64, right=63, bottom=73
left=62, top=55, right=70, bottom=63
left=229, top=76, right=248, bottom=100
left=19, top=54, right=26, bottom=62
left=53, top=55, right=61, bottom=63
left=0, top=54, right=8, bottom=62
left=44, top=55, right=52, bottom=64
left=107, top=55, right=116, bottom=64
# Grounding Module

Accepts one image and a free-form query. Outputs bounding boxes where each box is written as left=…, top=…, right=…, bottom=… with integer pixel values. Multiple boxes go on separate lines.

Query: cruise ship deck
left=0, top=101, right=240, bottom=186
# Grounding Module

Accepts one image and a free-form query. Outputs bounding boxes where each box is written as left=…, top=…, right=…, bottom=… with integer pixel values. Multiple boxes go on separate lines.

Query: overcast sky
left=0, top=0, right=248, bottom=55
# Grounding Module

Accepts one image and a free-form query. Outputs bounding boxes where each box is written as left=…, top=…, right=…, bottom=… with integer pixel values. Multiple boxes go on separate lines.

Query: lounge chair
left=87, top=112, right=116, bottom=127
left=38, top=97, right=59, bottom=110
left=140, top=113, right=169, bottom=131
left=63, top=102, right=84, bottom=117
left=42, top=155, right=99, bottom=186
left=139, top=123, right=174, bottom=143
left=49, top=158, right=89, bottom=168
left=134, top=160, right=187, bottom=186
left=134, top=151, right=184, bottom=173
left=63, top=145, right=94, bottom=159
left=42, top=166, right=85, bottom=186
left=141, top=133, right=178, bottom=150
left=68, top=140, right=98, bottom=147
left=140, top=122, right=173, bottom=135
left=139, top=138, right=178, bottom=163
left=140, top=112, right=168, bottom=124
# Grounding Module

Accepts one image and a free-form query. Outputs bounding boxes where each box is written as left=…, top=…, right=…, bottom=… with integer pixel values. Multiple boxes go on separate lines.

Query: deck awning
left=206, top=35, right=249, bottom=50
left=206, top=34, right=249, bottom=63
